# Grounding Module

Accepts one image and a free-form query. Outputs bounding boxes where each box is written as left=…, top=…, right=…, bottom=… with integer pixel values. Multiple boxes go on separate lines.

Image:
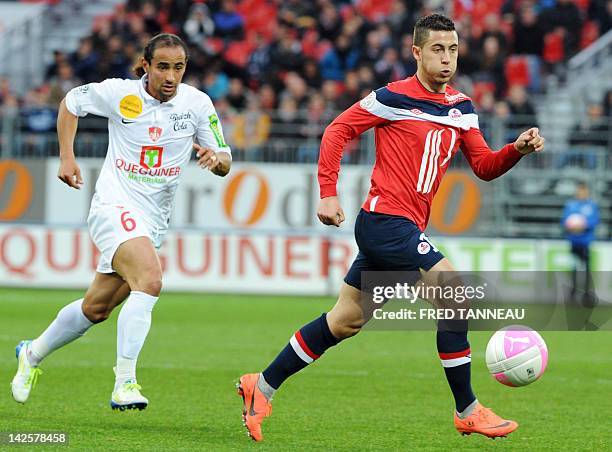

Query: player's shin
left=437, top=320, right=477, bottom=417
left=260, top=313, right=340, bottom=398
left=29, top=298, right=94, bottom=366
left=115, top=291, right=158, bottom=388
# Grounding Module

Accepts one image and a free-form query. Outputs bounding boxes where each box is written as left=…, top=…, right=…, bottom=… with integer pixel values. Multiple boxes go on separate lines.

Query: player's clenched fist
left=57, top=157, right=84, bottom=189
left=317, top=196, right=345, bottom=227
left=513, top=127, right=545, bottom=155
left=194, top=143, right=220, bottom=171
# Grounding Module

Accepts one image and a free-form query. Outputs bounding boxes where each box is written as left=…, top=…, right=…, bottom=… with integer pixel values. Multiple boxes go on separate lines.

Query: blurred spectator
left=99, top=35, right=132, bottom=79
left=457, top=39, right=480, bottom=76
left=589, top=0, right=612, bottom=35
left=557, top=103, right=608, bottom=169
left=356, top=65, right=376, bottom=96
left=204, top=70, right=230, bottom=101
left=278, top=0, right=316, bottom=27
left=475, top=36, right=506, bottom=97
left=246, top=34, right=271, bottom=86
left=320, top=34, right=360, bottom=81
left=0, top=92, right=19, bottom=156
left=303, top=59, right=323, bottom=90
left=258, top=84, right=277, bottom=113
left=387, top=0, right=418, bottom=41
left=506, top=85, right=537, bottom=132
left=399, top=34, right=418, bottom=77
left=269, top=26, right=303, bottom=73
left=70, top=38, right=100, bottom=84
left=476, top=90, right=497, bottom=142
left=269, top=96, right=303, bottom=159
left=321, top=80, right=339, bottom=109
left=374, top=47, right=406, bottom=85
left=49, top=63, right=81, bottom=106
left=183, top=3, right=215, bottom=48
left=541, top=0, right=583, bottom=56
left=0, top=77, right=13, bottom=104
left=141, top=2, right=162, bottom=35
left=512, top=3, right=544, bottom=56
left=213, top=0, right=244, bottom=41
left=110, top=4, right=133, bottom=41
left=46, top=51, right=68, bottom=80
left=226, top=78, right=247, bottom=110
left=20, top=87, right=56, bottom=156
left=478, top=13, right=509, bottom=56
left=298, top=93, right=333, bottom=163
left=359, top=29, right=385, bottom=66
left=234, top=95, right=271, bottom=161
left=318, top=2, right=342, bottom=41
left=280, top=72, right=308, bottom=108
left=91, top=17, right=113, bottom=55
left=603, top=89, right=612, bottom=118
left=336, top=70, right=361, bottom=110
left=568, top=103, right=609, bottom=148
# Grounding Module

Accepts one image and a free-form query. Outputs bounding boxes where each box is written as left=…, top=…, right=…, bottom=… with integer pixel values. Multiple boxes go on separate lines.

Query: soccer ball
left=565, top=213, right=586, bottom=233
left=485, top=325, right=548, bottom=387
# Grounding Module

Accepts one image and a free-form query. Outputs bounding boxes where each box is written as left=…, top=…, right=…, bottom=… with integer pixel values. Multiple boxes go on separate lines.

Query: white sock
left=29, top=299, right=93, bottom=367
left=115, top=291, right=158, bottom=389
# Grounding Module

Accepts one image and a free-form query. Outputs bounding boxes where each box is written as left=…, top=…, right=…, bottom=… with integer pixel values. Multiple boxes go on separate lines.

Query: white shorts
left=88, top=203, right=165, bottom=274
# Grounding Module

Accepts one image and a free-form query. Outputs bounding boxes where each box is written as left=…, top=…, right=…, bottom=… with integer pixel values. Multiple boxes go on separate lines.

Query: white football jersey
left=65, top=76, right=231, bottom=235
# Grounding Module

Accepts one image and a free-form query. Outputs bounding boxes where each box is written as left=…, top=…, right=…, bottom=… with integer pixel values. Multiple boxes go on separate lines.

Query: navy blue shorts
left=344, top=209, right=445, bottom=290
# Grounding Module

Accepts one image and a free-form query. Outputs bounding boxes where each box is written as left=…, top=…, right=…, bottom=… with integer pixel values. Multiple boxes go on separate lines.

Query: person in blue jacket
left=561, top=181, right=600, bottom=305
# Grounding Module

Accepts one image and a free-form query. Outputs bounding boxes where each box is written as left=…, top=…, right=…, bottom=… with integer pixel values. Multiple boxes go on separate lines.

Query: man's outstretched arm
left=461, top=126, right=545, bottom=181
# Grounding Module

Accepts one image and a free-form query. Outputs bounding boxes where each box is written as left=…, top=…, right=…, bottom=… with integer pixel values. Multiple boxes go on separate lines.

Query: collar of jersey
left=139, top=75, right=179, bottom=106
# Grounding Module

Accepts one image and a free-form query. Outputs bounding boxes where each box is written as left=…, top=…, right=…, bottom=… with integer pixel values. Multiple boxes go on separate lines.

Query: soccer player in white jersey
left=11, top=34, right=231, bottom=410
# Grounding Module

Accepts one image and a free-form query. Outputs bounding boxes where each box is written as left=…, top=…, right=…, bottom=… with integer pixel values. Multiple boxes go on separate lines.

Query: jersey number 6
left=120, top=211, right=136, bottom=232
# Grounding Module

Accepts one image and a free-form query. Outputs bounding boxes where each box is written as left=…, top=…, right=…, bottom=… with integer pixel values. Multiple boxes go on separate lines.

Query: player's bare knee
left=336, top=321, right=363, bottom=339
left=327, top=313, right=365, bottom=339
left=132, top=275, right=163, bottom=297
left=82, top=298, right=112, bottom=323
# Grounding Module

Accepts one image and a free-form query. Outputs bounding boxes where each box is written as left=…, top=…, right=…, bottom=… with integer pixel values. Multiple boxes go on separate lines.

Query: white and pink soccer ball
left=485, top=325, right=548, bottom=387
left=565, top=213, right=587, bottom=233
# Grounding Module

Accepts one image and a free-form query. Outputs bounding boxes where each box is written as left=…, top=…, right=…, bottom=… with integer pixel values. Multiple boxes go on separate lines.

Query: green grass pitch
left=1, top=288, right=611, bottom=451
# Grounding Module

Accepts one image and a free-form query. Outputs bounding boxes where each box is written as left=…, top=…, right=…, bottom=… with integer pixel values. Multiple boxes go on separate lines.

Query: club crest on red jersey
left=449, top=108, right=462, bottom=120
left=149, top=126, right=162, bottom=142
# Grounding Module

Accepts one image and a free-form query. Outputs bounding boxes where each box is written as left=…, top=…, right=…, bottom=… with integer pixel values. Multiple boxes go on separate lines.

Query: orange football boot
left=454, top=403, right=518, bottom=438
left=237, top=373, right=272, bottom=442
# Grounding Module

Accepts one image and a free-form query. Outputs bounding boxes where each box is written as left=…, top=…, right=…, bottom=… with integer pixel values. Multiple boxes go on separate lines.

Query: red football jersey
left=318, top=76, right=523, bottom=231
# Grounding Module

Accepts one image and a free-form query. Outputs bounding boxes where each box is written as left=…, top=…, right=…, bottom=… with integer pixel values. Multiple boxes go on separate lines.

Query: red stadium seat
left=580, top=20, right=600, bottom=49
left=543, top=31, right=564, bottom=64
left=355, top=0, right=393, bottom=22
left=505, top=56, right=530, bottom=88
left=575, top=0, right=591, bottom=12
left=224, top=40, right=255, bottom=68
left=471, top=81, right=495, bottom=105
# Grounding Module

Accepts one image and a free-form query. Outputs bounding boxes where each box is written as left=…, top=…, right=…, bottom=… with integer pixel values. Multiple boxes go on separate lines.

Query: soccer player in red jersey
left=238, top=14, right=545, bottom=441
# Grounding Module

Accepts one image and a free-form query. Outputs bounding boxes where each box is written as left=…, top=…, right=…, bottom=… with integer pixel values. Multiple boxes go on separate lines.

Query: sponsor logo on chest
left=170, top=112, right=192, bottom=131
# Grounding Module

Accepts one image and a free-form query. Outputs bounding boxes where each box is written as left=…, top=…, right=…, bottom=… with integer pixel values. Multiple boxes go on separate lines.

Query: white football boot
left=110, top=368, right=149, bottom=411
left=11, top=340, right=43, bottom=404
